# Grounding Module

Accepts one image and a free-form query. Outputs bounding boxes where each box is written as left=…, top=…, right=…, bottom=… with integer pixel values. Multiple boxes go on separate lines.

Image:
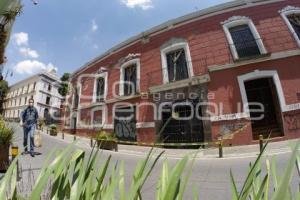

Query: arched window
left=119, top=58, right=140, bottom=96
left=160, top=38, right=194, bottom=84
left=93, top=72, right=108, bottom=102
left=222, top=16, right=267, bottom=60
left=279, top=5, right=300, bottom=47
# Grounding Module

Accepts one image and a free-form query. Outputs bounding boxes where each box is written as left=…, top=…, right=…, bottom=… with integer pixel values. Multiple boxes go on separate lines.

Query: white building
left=3, top=70, right=64, bottom=123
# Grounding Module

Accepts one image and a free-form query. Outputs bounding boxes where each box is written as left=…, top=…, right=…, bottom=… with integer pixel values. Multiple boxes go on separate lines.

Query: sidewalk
left=43, top=131, right=298, bottom=159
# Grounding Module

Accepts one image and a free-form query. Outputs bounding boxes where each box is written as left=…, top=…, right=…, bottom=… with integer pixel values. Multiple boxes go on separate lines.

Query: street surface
left=2, top=123, right=299, bottom=200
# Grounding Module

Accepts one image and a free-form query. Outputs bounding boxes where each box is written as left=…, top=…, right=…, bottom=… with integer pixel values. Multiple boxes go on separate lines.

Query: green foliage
left=0, top=80, right=8, bottom=98
left=49, top=124, right=58, bottom=136
left=0, top=0, right=22, bottom=64
left=95, top=130, right=117, bottom=142
left=60, top=73, right=71, bottom=82
left=0, top=80, right=8, bottom=114
left=0, top=118, right=14, bottom=145
left=0, top=144, right=196, bottom=199
left=49, top=124, right=57, bottom=130
left=58, top=83, right=69, bottom=97
left=230, top=140, right=300, bottom=200
left=2, top=138, right=300, bottom=199
left=58, top=73, right=71, bottom=97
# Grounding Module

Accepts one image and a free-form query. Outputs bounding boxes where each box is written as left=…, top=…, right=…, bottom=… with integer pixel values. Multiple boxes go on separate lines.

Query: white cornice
left=279, top=5, right=300, bottom=14
left=149, top=74, right=210, bottom=94
left=221, top=16, right=250, bottom=25
left=209, top=49, right=300, bottom=72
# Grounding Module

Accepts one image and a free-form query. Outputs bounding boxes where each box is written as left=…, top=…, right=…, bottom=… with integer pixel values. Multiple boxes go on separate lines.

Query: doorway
left=114, top=106, right=137, bottom=142
left=44, top=108, right=51, bottom=125
left=245, top=78, right=283, bottom=139
left=160, top=100, right=204, bottom=144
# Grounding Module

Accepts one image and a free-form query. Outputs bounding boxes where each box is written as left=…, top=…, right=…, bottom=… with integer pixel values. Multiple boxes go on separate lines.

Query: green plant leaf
left=271, top=140, right=300, bottom=200
left=254, top=174, right=268, bottom=200
left=0, top=155, right=19, bottom=200
left=230, top=169, right=239, bottom=200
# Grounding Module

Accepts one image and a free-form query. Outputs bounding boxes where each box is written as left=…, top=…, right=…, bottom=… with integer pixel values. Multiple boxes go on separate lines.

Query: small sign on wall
left=285, top=103, right=300, bottom=112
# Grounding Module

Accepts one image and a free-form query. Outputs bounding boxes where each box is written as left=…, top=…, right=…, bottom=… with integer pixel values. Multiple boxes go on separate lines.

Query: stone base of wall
left=62, top=110, right=300, bottom=146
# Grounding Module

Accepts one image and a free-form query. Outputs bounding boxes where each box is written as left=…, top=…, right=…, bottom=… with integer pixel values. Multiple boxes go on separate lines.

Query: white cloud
left=121, top=0, right=153, bottom=10
left=14, top=60, right=58, bottom=75
left=19, top=47, right=39, bottom=58
left=91, top=19, right=98, bottom=32
left=12, top=32, right=29, bottom=46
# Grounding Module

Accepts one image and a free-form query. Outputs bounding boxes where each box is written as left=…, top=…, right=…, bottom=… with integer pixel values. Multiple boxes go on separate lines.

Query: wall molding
left=208, top=49, right=300, bottom=72
left=149, top=74, right=210, bottom=93
left=101, top=122, right=155, bottom=130
left=210, top=112, right=250, bottom=122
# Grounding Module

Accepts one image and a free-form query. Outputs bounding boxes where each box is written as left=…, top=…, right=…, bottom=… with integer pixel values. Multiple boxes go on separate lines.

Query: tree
left=0, top=0, right=22, bottom=64
left=0, top=80, right=8, bottom=114
left=58, top=73, right=70, bottom=97
left=60, top=73, right=70, bottom=82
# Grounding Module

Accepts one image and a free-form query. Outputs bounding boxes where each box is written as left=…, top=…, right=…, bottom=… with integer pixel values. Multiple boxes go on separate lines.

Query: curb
left=40, top=131, right=295, bottom=160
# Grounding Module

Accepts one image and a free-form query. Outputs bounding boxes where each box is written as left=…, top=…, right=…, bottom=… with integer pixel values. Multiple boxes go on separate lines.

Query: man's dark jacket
left=21, top=106, right=39, bottom=127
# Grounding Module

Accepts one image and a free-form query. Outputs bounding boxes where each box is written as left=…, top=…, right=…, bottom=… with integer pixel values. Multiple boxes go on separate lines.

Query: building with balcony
left=63, top=0, right=300, bottom=146
left=3, top=70, right=64, bottom=124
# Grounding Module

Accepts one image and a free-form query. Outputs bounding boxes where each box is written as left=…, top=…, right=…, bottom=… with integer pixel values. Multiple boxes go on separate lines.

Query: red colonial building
left=63, top=0, right=300, bottom=146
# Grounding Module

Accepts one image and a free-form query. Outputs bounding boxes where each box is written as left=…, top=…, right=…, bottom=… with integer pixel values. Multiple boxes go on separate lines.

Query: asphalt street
left=3, top=124, right=299, bottom=200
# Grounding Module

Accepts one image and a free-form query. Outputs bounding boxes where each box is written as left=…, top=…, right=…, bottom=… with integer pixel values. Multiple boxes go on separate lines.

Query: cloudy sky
left=5, top=0, right=231, bottom=85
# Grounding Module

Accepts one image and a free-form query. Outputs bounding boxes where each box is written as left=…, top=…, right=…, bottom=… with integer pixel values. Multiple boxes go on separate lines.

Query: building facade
left=63, top=0, right=300, bottom=145
left=3, top=70, right=64, bottom=124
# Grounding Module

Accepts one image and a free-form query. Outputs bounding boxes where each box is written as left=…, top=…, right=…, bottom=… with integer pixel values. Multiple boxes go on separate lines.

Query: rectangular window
left=124, top=65, right=137, bottom=96
left=93, top=110, right=103, bottom=125
left=46, top=96, right=50, bottom=105
left=96, top=77, right=105, bottom=102
left=80, top=109, right=91, bottom=126
left=48, top=84, right=52, bottom=92
left=74, top=88, right=79, bottom=109
left=229, top=25, right=261, bottom=58
left=288, top=14, right=300, bottom=39
left=166, top=48, right=189, bottom=82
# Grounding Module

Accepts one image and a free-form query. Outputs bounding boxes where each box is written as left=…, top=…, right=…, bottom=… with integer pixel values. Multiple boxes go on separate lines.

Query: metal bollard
left=90, top=138, right=93, bottom=147
left=62, top=132, right=64, bottom=140
left=218, top=139, right=223, bottom=158
left=74, top=135, right=76, bottom=141
left=259, top=135, right=264, bottom=153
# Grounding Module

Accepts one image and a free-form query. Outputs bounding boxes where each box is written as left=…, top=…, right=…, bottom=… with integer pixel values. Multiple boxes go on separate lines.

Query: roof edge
left=9, top=71, right=61, bottom=89
left=71, top=0, right=284, bottom=78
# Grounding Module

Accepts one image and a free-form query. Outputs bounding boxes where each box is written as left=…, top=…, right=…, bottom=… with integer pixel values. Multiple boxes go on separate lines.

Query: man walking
left=20, top=98, right=39, bottom=157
